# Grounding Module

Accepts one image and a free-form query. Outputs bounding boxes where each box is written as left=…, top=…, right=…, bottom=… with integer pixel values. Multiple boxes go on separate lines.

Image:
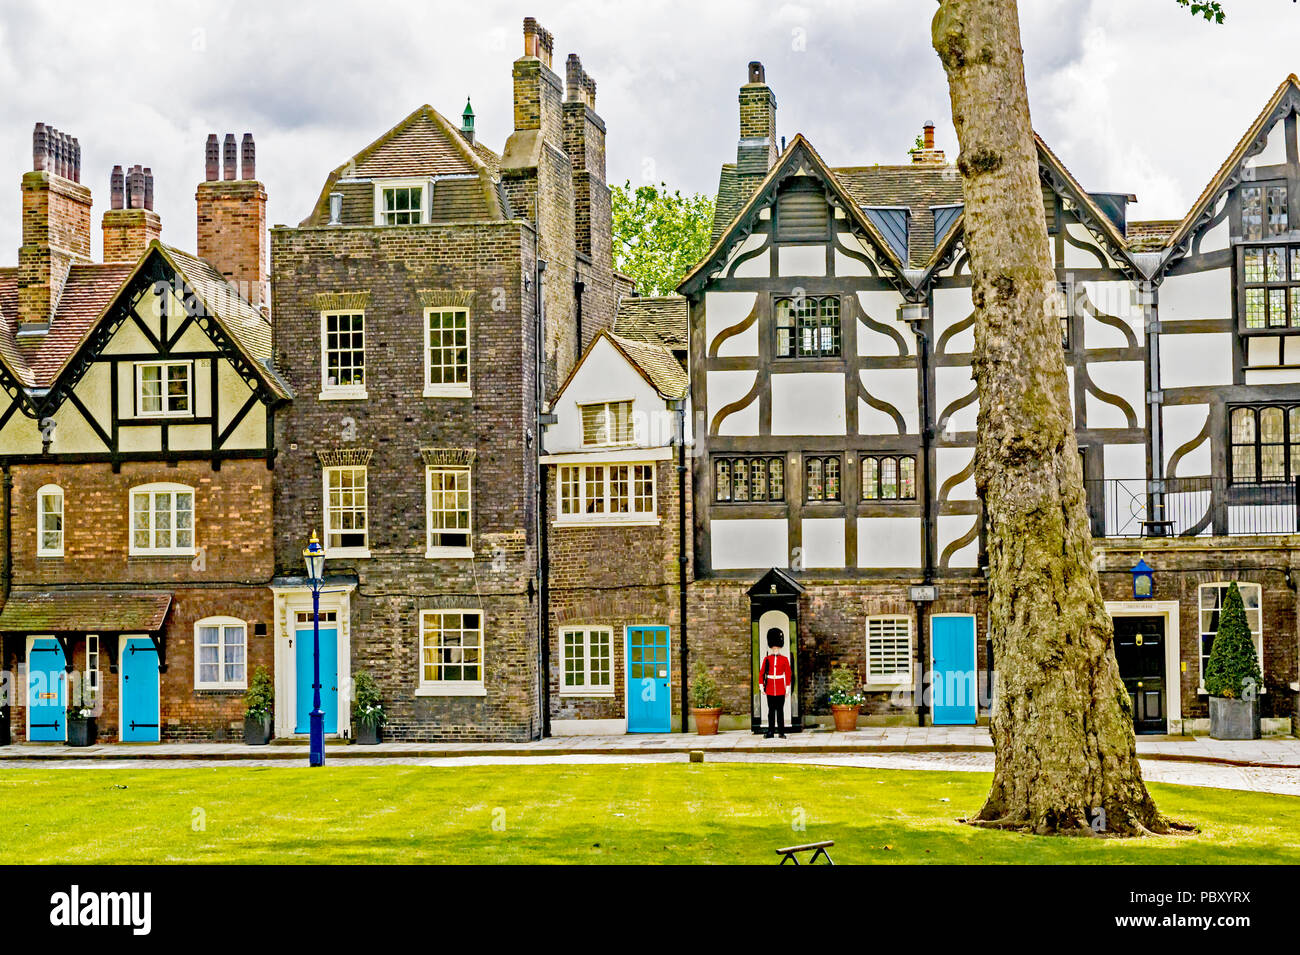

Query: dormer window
left=375, top=180, right=427, bottom=225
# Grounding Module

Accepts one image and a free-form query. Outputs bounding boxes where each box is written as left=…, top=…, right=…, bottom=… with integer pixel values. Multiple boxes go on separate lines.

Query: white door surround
left=1106, top=599, right=1181, bottom=731
left=270, top=582, right=355, bottom=739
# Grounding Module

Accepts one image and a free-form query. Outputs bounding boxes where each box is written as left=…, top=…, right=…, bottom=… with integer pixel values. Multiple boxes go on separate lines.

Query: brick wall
left=196, top=179, right=268, bottom=307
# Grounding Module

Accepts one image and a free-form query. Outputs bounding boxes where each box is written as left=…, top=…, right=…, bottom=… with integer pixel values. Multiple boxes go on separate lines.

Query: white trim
left=558, top=626, right=616, bottom=697
left=128, top=482, right=196, bottom=557
left=418, top=608, right=485, bottom=695
left=193, top=615, right=249, bottom=690
left=271, top=587, right=353, bottom=739
left=864, top=614, right=912, bottom=689
left=36, top=483, right=63, bottom=557
left=425, top=464, right=473, bottom=558
left=551, top=718, right=627, bottom=735
left=323, top=466, right=369, bottom=557
left=540, top=447, right=674, bottom=465
left=319, top=309, right=368, bottom=400
left=415, top=682, right=487, bottom=697
left=134, top=360, right=194, bottom=418
left=553, top=518, right=662, bottom=528
left=117, top=633, right=160, bottom=741
left=556, top=461, right=657, bottom=522
left=423, top=306, right=472, bottom=398
left=1106, top=600, right=1182, bottom=729
left=373, top=177, right=430, bottom=226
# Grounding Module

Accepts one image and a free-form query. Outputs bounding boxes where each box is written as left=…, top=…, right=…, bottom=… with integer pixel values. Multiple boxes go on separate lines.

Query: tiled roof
left=608, top=333, right=688, bottom=399
left=1127, top=220, right=1180, bottom=253
left=834, top=165, right=964, bottom=267
left=301, top=104, right=502, bottom=226
left=613, top=295, right=688, bottom=349
left=0, top=589, right=172, bottom=633
left=711, top=164, right=742, bottom=243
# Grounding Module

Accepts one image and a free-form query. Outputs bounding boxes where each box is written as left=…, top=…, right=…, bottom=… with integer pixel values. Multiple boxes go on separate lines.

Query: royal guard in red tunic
left=759, top=628, right=792, bottom=738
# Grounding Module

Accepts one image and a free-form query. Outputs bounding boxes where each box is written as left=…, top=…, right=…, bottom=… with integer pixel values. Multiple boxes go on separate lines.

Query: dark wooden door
left=1113, top=615, right=1166, bottom=734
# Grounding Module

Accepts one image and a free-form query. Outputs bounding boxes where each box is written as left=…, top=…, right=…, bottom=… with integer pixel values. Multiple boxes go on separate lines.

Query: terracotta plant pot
left=691, top=707, right=722, bottom=736
left=831, top=704, right=861, bottom=733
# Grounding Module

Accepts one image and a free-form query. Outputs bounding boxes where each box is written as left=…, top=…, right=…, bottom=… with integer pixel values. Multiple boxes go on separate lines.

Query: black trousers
left=766, top=694, right=786, bottom=735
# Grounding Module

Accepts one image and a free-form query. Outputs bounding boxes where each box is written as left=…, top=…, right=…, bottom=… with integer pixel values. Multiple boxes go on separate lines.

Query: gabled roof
left=681, top=134, right=910, bottom=296
left=300, top=104, right=503, bottom=226
left=553, top=328, right=687, bottom=405
left=834, top=165, right=964, bottom=267
left=612, top=295, right=687, bottom=350
left=0, top=242, right=289, bottom=402
left=746, top=566, right=804, bottom=597
left=1162, top=74, right=1300, bottom=255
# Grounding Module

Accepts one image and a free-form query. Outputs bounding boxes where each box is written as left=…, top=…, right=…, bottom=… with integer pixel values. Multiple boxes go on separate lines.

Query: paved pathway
left=2, top=726, right=1298, bottom=770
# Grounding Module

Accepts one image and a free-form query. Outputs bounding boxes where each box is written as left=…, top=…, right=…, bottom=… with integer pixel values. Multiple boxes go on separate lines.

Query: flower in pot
left=689, top=666, right=723, bottom=736
left=1205, top=582, right=1263, bottom=741
left=66, top=704, right=97, bottom=747
left=827, top=666, right=865, bottom=732
left=351, top=671, right=386, bottom=745
left=243, top=665, right=274, bottom=745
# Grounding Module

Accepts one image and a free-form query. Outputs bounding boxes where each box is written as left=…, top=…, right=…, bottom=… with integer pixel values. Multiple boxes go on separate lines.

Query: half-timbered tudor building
left=270, top=18, right=627, bottom=740
left=674, top=63, right=1300, bottom=735
left=0, top=125, right=289, bottom=743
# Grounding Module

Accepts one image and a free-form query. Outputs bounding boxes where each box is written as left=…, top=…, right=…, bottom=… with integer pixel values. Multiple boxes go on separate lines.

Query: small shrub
left=244, top=666, right=274, bottom=721
left=352, top=671, right=386, bottom=727
left=690, top=666, right=722, bottom=709
left=827, top=666, right=865, bottom=707
left=1204, top=582, right=1263, bottom=699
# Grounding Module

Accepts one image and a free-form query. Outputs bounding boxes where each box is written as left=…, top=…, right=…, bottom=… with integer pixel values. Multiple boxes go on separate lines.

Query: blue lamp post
left=303, top=531, right=327, bottom=767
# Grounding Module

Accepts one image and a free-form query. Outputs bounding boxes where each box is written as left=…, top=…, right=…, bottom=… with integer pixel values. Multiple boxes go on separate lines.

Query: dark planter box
left=355, top=723, right=381, bottom=745
left=244, top=715, right=272, bottom=745
left=1209, top=697, right=1260, bottom=740
left=67, top=718, right=97, bottom=747
left=0, top=707, right=10, bottom=746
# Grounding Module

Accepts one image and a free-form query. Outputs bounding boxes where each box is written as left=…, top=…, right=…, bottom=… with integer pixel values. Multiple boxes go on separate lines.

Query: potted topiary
left=689, top=666, right=723, bottom=736
left=1205, top=582, right=1263, bottom=740
left=243, top=665, right=274, bottom=745
left=827, top=666, right=865, bottom=732
left=66, top=703, right=97, bottom=747
left=351, top=671, right=386, bottom=745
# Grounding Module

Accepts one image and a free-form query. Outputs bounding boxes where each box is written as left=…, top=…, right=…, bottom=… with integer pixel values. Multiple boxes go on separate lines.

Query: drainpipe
left=1, top=465, right=11, bottom=604
left=672, top=398, right=688, bottom=733
left=905, top=309, right=934, bottom=727
left=574, top=280, right=585, bottom=354
left=535, top=257, right=552, bottom=739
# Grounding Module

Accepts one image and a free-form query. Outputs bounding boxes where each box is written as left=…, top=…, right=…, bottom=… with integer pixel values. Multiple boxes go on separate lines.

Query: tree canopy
left=611, top=181, right=715, bottom=297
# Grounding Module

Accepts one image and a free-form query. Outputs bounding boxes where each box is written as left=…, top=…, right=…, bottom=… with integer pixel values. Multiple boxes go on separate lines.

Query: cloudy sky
left=0, top=0, right=1297, bottom=260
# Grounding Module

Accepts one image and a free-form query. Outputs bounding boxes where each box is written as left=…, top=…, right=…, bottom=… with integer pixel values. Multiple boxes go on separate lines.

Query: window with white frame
left=557, top=463, right=656, bottom=521
left=194, top=617, right=248, bottom=689
left=135, top=361, right=192, bottom=417
left=129, top=483, right=195, bottom=556
left=580, top=400, right=634, bottom=447
left=377, top=182, right=425, bottom=225
left=427, top=466, right=471, bottom=555
left=85, top=634, right=100, bottom=702
left=560, top=626, right=613, bottom=695
left=1198, top=583, right=1264, bottom=689
left=324, top=466, right=368, bottom=554
left=419, top=610, right=484, bottom=692
left=866, top=616, right=912, bottom=685
left=424, top=307, right=470, bottom=396
left=320, top=311, right=366, bottom=397
left=37, top=484, right=63, bottom=557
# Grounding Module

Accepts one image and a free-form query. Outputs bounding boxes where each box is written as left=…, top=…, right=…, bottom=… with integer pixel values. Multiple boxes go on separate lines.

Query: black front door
left=1113, top=615, right=1166, bottom=734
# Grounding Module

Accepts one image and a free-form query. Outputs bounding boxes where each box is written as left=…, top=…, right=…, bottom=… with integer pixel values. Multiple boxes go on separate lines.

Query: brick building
left=269, top=17, right=627, bottom=741
left=0, top=125, right=289, bottom=742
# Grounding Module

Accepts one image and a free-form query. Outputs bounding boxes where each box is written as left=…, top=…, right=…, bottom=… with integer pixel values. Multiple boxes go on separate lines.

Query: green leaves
left=1204, top=582, right=1262, bottom=699
left=1175, top=0, right=1226, bottom=23
left=611, top=181, right=715, bottom=296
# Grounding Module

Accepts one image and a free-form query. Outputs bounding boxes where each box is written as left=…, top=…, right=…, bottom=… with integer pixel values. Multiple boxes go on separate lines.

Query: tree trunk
left=932, top=0, right=1169, bottom=835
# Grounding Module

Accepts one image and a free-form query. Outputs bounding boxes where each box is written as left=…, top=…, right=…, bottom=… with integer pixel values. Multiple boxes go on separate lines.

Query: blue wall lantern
left=1131, top=558, right=1154, bottom=600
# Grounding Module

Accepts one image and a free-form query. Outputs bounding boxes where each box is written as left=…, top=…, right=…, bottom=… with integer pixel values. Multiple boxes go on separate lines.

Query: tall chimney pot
left=222, top=133, right=237, bottom=180
left=143, top=167, right=154, bottom=211
left=241, top=133, right=255, bottom=180
left=205, top=134, right=219, bottom=181
left=110, top=165, right=125, bottom=209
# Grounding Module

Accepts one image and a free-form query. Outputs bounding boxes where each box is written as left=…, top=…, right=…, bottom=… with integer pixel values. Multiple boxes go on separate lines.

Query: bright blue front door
left=932, top=616, right=977, bottom=725
left=120, top=637, right=160, bottom=742
left=626, top=626, right=671, bottom=733
left=295, top=626, right=338, bottom=734
left=28, top=638, right=66, bottom=741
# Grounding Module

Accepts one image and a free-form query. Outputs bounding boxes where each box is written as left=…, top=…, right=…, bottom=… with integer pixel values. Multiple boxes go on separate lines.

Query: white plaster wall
left=856, top=290, right=913, bottom=356
left=932, top=286, right=974, bottom=355
left=858, top=369, right=919, bottom=435
left=771, top=373, right=845, bottom=435
left=857, top=516, right=921, bottom=568
left=707, top=370, right=760, bottom=436
left=778, top=245, right=826, bottom=278
left=1244, top=118, right=1286, bottom=168
left=800, top=518, right=845, bottom=569
left=704, top=291, right=758, bottom=358
left=938, top=514, right=980, bottom=568
left=1160, top=268, right=1231, bottom=321
left=935, top=365, right=978, bottom=434
left=936, top=447, right=977, bottom=501
left=1162, top=404, right=1212, bottom=478
left=1104, top=443, right=1147, bottom=481
left=1084, top=361, right=1145, bottom=430
left=549, top=336, right=666, bottom=452
left=725, top=233, right=769, bottom=278
left=712, top=519, right=788, bottom=570
left=1160, top=333, right=1233, bottom=389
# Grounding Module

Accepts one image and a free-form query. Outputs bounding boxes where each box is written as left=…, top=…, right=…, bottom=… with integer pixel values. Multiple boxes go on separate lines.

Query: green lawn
left=2, top=764, right=1297, bottom=864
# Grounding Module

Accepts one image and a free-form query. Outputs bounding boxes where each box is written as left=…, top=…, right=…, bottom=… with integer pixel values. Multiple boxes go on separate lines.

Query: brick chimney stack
left=196, top=131, right=268, bottom=307
left=910, top=121, right=947, bottom=165
left=18, top=122, right=92, bottom=333
left=103, top=163, right=161, bottom=263
left=737, top=62, right=778, bottom=201
left=563, top=52, right=608, bottom=273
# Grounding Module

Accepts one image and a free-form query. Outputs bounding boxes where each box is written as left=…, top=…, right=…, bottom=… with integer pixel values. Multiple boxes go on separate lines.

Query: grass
left=2, top=764, right=1298, bottom=864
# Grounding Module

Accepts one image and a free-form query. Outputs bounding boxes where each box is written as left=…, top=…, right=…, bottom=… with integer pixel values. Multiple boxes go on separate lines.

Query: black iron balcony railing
left=1082, top=477, right=1300, bottom=538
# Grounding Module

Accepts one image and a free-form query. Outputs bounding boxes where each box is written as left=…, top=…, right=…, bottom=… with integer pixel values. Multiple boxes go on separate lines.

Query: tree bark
left=932, top=0, right=1169, bottom=835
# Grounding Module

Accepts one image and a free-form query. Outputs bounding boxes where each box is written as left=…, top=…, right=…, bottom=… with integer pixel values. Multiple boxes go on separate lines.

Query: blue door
left=931, top=615, right=977, bottom=725
left=295, top=625, right=338, bottom=734
left=27, top=638, right=66, bottom=742
left=120, top=637, right=160, bottom=743
left=626, top=626, right=671, bottom=733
